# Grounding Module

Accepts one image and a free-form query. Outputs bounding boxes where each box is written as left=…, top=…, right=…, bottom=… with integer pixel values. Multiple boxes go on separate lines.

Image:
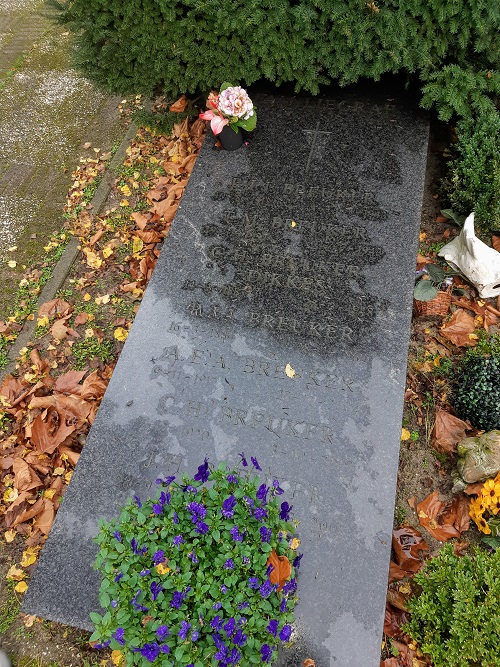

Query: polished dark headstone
left=24, top=91, right=428, bottom=666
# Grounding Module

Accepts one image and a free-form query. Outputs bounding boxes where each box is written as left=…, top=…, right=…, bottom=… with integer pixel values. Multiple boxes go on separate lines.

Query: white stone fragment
left=438, top=212, right=500, bottom=298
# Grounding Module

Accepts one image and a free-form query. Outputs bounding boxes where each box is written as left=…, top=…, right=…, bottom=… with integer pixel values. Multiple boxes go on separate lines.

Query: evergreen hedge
left=55, top=0, right=500, bottom=230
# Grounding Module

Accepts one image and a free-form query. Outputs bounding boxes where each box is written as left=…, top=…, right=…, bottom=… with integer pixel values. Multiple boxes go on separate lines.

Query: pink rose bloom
left=218, top=86, right=254, bottom=120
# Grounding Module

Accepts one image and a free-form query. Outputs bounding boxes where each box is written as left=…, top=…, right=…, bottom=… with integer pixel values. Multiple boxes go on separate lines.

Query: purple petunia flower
left=213, top=602, right=222, bottom=610
left=172, top=534, right=184, bottom=546
left=282, top=578, right=297, bottom=595
left=133, top=495, right=142, bottom=508
left=229, top=648, right=242, bottom=665
left=254, top=507, right=268, bottom=521
left=114, top=571, right=123, bottom=583
left=280, top=598, right=288, bottom=613
left=210, top=615, right=223, bottom=630
left=112, top=627, right=125, bottom=645
left=152, top=503, right=163, bottom=515
left=191, top=629, right=199, bottom=642
left=251, top=456, right=262, bottom=471
left=132, top=643, right=160, bottom=662
left=93, top=640, right=111, bottom=650
left=131, top=538, right=147, bottom=556
left=224, top=558, right=235, bottom=570
left=224, top=617, right=236, bottom=637
left=159, top=491, right=171, bottom=505
left=239, top=452, right=248, bottom=467
left=266, top=563, right=274, bottom=577
left=113, top=531, right=122, bottom=542
left=256, top=483, right=269, bottom=503
left=238, top=616, right=247, bottom=626
left=272, top=479, right=284, bottom=495
left=152, top=550, right=165, bottom=566
left=293, top=553, right=303, bottom=569
left=237, top=601, right=249, bottom=610
left=260, top=526, right=272, bottom=544
left=279, top=624, right=292, bottom=642
left=173, top=511, right=179, bottom=524
left=170, top=590, right=186, bottom=610
left=230, top=525, right=243, bottom=542
left=193, top=457, right=210, bottom=483
left=243, top=556, right=250, bottom=565
left=178, top=620, right=191, bottom=640
left=221, top=495, right=237, bottom=518
left=232, top=628, right=247, bottom=646
left=227, top=474, right=239, bottom=484
left=243, top=495, right=254, bottom=507
left=160, top=644, right=170, bottom=654
left=280, top=501, right=292, bottom=521
left=267, top=619, right=278, bottom=637
left=220, top=584, right=228, bottom=594
left=156, top=475, right=175, bottom=486
left=195, top=520, right=209, bottom=534
left=187, top=501, right=207, bottom=520
left=150, top=581, right=163, bottom=601
left=156, top=625, right=170, bottom=641
left=140, top=569, right=151, bottom=577
left=189, top=551, right=199, bottom=563
left=248, top=577, right=259, bottom=589
left=259, top=580, right=274, bottom=598
left=261, top=644, right=273, bottom=662
left=213, top=633, right=226, bottom=652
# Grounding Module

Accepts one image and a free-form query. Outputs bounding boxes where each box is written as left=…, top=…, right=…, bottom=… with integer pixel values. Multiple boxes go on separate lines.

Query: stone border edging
left=0, top=119, right=140, bottom=381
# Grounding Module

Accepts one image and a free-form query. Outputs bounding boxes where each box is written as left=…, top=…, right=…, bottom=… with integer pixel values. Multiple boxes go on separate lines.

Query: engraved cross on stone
left=302, top=121, right=333, bottom=173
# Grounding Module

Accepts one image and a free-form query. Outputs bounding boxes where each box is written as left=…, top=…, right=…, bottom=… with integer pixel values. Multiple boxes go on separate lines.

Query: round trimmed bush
left=453, top=356, right=500, bottom=431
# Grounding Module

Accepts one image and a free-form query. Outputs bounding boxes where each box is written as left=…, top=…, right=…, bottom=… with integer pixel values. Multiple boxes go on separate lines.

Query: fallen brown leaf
left=440, top=309, right=477, bottom=347
left=433, top=409, right=469, bottom=453
left=417, top=491, right=469, bottom=541
left=392, top=527, right=429, bottom=572
left=266, top=549, right=291, bottom=592
left=169, top=95, right=188, bottom=112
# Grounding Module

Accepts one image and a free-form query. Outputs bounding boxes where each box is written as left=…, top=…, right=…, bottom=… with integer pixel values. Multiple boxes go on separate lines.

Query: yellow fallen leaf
left=83, top=293, right=92, bottom=301
left=83, top=248, right=102, bottom=269
left=114, top=327, right=129, bottom=342
left=95, top=294, right=111, bottom=305
left=111, top=650, right=124, bottom=666
left=290, top=538, right=300, bottom=550
left=15, top=581, right=28, bottom=594
left=53, top=467, right=65, bottom=476
left=156, top=562, right=171, bottom=575
left=291, top=221, right=296, bottom=228
left=18, top=278, right=29, bottom=287
left=7, top=260, right=17, bottom=268
left=44, top=489, right=57, bottom=500
left=285, top=363, right=296, bottom=378
left=22, top=614, right=36, bottom=627
left=3, top=488, right=19, bottom=503
left=21, top=548, right=38, bottom=567
left=120, top=199, right=129, bottom=207
left=102, top=246, right=114, bottom=259
left=120, top=185, right=131, bottom=197
left=419, top=232, right=427, bottom=241
left=37, top=315, right=49, bottom=328
left=401, top=428, right=411, bottom=441
left=85, top=328, right=95, bottom=338
left=4, top=530, right=16, bottom=543
left=65, top=471, right=73, bottom=484
left=7, top=565, right=25, bottom=581
left=132, top=237, right=144, bottom=254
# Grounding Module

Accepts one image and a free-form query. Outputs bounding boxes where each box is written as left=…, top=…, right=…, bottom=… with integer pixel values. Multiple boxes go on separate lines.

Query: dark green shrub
left=453, top=355, right=500, bottom=430
left=447, top=109, right=500, bottom=234
left=405, top=544, right=500, bottom=667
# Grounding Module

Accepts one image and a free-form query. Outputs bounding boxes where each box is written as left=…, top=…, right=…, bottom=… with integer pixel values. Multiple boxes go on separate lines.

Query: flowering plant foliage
left=199, top=83, right=257, bottom=135
left=469, top=470, right=500, bottom=536
left=89, top=455, right=300, bottom=666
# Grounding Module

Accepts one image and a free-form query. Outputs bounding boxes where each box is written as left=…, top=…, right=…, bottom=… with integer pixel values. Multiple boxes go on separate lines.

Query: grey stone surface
left=24, top=91, right=428, bottom=666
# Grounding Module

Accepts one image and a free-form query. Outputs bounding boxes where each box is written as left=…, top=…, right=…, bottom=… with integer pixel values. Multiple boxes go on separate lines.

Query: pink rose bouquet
left=199, top=82, right=257, bottom=135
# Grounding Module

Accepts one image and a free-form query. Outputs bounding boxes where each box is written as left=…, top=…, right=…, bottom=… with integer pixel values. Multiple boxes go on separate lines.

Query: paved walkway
left=0, top=0, right=126, bottom=319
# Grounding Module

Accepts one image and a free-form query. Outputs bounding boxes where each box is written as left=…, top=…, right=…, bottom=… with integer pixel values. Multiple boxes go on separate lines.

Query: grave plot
left=24, top=91, right=428, bottom=667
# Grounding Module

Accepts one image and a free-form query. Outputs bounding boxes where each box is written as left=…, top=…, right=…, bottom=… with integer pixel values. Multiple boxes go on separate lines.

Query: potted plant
left=199, top=83, right=257, bottom=151
left=413, top=263, right=457, bottom=316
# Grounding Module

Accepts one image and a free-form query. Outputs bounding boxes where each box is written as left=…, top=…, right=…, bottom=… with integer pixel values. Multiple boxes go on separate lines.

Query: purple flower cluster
left=130, top=537, right=147, bottom=556
left=280, top=501, right=292, bottom=521
left=186, top=501, right=208, bottom=534
left=221, top=495, right=237, bottom=519
left=150, top=581, right=163, bottom=601
left=170, top=586, right=191, bottom=609
left=153, top=490, right=171, bottom=515
left=193, top=457, right=210, bottom=483
left=230, top=525, right=243, bottom=542
left=152, top=549, right=165, bottom=566
left=132, top=642, right=170, bottom=662
left=260, top=526, right=272, bottom=543
left=211, top=614, right=247, bottom=667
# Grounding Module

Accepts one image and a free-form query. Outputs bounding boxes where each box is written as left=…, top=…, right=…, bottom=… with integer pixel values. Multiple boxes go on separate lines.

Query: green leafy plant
left=453, top=354, right=500, bottom=430
left=404, top=543, right=500, bottom=667
left=72, top=336, right=114, bottom=370
left=414, top=263, right=456, bottom=301
left=90, top=456, right=300, bottom=666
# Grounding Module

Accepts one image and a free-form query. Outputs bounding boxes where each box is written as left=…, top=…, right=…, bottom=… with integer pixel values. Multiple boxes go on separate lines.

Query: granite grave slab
left=24, top=91, right=428, bottom=666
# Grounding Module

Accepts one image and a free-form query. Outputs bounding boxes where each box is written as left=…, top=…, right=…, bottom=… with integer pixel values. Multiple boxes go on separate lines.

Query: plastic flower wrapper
left=90, top=455, right=300, bottom=666
left=199, top=82, right=257, bottom=135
